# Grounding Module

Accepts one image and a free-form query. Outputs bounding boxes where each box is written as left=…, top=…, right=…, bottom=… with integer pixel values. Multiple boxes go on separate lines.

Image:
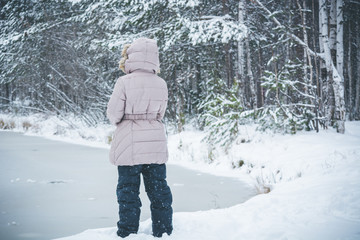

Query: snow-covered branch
left=184, top=15, right=247, bottom=45
left=252, top=0, right=317, bottom=57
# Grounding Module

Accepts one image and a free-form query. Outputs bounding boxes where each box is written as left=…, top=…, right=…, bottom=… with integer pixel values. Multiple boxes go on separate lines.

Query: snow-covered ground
left=1, top=114, right=360, bottom=239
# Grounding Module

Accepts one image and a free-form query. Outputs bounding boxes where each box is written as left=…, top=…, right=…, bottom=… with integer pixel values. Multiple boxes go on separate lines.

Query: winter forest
left=1, top=0, right=360, bottom=144
left=1, top=1, right=360, bottom=240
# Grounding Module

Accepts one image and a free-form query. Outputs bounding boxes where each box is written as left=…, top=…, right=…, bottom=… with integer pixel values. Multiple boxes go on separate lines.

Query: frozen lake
left=0, top=131, right=255, bottom=240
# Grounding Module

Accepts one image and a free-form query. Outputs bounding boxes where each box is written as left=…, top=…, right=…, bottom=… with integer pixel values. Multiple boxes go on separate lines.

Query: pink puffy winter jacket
left=106, top=38, right=168, bottom=166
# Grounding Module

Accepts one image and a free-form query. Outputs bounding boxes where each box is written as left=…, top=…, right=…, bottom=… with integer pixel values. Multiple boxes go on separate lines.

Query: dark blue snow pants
left=116, top=164, right=173, bottom=238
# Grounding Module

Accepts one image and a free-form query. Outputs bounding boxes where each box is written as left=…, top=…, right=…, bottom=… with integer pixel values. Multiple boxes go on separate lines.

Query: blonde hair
left=119, top=44, right=131, bottom=73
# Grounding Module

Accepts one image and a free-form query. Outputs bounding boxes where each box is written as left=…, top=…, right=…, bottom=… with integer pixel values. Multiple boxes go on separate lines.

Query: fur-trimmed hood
left=120, top=38, right=160, bottom=74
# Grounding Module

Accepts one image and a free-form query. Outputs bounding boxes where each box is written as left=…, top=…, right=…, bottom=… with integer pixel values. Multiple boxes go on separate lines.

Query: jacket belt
left=123, top=113, right=158, bottom=120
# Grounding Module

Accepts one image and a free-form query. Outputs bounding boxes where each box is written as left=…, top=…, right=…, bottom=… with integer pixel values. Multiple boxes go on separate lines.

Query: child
left=106, top=38, right=173, bottom=238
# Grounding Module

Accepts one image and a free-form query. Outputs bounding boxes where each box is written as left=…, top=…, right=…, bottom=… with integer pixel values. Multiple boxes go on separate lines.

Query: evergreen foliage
left=199, top=78, right=244, bottom=148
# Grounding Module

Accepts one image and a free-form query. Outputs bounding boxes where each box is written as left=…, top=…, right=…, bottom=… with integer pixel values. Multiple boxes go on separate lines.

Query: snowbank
left=0, top=113, right=112, bottom=149
left=1, top=114, right=360, bottom=239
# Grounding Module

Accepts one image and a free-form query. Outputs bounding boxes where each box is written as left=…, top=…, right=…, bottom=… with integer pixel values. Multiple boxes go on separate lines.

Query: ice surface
left=0, top=131, right=254, bottom=240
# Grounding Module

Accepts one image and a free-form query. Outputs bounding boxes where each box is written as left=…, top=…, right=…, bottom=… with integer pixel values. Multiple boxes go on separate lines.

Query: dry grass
left=232, top=159, right=245, bottom=169
left=107, top=134, right=113, bottom=144
left=0, top=119, right=15, bottom=129
left=255, top=176, right=272, bottom=194
left=22, top=121, right=32, bottom=130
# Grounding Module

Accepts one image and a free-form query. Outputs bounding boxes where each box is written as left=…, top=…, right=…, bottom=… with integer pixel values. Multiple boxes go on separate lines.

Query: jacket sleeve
left=106, top=78, right=126, bottom=125
left=158, top=84, right=168, bottom=120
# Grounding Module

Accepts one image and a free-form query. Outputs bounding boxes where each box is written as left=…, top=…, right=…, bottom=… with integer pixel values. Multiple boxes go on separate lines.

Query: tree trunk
left=237, top=0, right=245, bottom=98
left=224, top=43, right=232, bottom=88
left=319, top=0, right=334, bottom=127
left=320, top=0, right=346, bottom=133
left=347, top=20, right=353, bottom=120
left=329, top=0, right=337, bottom=63
left=312, top=0, right=321, bottom=131
left=297, top=0, right=313, bottom=102
left=246, top=37, right=256, bottom=109
left=257, top=45, right=264, bottom=108
left=243, top=0, right=256, bottom=109
left=336, top=0, right=344, bottom=82
left=355, top=22, right=360, bottom=120
left=222, top=0, right=232, bottom=88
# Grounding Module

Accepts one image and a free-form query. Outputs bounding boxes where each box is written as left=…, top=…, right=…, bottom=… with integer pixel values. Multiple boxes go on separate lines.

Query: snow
left=67, top=0, right=82, bottom=4
left=185, top=15, right=247, bottom=45
left=0, top=113, right=112, bottom=149
left=1, top=114, right=360, bottom=239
